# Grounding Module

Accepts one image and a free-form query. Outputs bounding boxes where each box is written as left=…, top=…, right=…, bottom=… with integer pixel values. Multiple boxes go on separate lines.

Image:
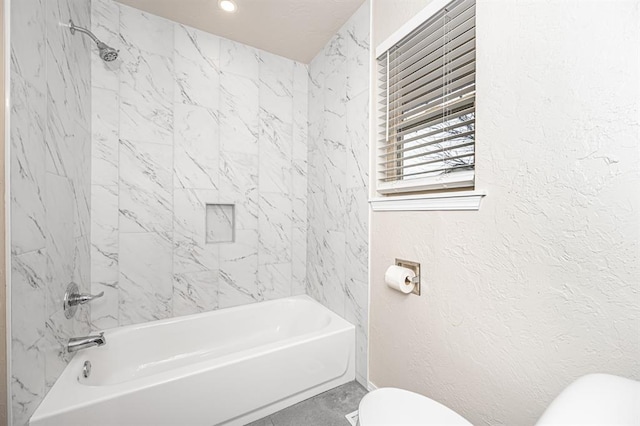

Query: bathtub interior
left=79, top=296, right=342, bottom=386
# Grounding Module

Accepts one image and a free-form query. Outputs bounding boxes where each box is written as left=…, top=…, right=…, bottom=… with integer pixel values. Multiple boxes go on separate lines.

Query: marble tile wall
left=9, top=0, right=93, bottom=423
left=90, top=0, right=308, bottom=328
left=306, top=2, right=370, bottom=385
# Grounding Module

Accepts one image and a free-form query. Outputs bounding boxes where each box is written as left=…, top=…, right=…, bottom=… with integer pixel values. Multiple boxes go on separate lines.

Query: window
left=376, top=0, right=476, bottom=195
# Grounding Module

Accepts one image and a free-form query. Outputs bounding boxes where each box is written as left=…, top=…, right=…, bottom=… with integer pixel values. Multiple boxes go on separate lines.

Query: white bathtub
left=30, top=295, right=355, bottom=426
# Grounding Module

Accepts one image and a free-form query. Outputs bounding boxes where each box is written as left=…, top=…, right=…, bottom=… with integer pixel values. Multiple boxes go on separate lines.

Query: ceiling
left=115, top=0, right=367, bottom=64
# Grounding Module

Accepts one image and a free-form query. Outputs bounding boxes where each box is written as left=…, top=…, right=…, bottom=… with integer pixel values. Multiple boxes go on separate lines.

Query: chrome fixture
left=395, top=258, right=421, bottom=296
left=63, top=282, right=104, bottom=319
left=68, top=19, right=119, bottom=62
left=82, top=360, right=92, bottom=378
left=68, top=333, right=106, bottom=353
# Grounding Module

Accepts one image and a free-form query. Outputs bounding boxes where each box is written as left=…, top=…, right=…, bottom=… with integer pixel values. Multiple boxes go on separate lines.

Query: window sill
left=369, top=191, right=486, bottom=212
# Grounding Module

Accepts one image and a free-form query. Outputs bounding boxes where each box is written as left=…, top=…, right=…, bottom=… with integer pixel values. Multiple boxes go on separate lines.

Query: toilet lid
left=358, top=388, right=472, bottom=426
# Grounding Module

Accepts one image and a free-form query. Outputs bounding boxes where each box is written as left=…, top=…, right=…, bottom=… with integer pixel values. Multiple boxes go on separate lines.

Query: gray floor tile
left=247, top=381, right=367, bottom=426
left=246, top=418, right=275, bottom=426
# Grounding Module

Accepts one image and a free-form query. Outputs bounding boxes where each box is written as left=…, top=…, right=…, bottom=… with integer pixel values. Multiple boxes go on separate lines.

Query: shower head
left=97, top=42, right=119, bottom=62
left=69, top=20, right=119, bottom=62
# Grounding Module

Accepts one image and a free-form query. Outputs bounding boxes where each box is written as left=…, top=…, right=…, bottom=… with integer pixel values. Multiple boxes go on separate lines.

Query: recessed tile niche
left=205, top=204, right=235, bottom=243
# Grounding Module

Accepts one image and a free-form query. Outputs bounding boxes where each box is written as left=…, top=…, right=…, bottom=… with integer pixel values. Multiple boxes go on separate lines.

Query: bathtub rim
left=97, top=294, right=345, bottom=335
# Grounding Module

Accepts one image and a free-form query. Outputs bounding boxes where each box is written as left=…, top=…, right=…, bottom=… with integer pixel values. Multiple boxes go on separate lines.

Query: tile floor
left=247, top=381, right=368, bottom=426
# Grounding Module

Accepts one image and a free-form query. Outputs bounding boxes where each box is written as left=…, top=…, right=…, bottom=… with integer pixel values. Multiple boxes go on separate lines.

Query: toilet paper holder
left=396, top=258, right=421, bottom=295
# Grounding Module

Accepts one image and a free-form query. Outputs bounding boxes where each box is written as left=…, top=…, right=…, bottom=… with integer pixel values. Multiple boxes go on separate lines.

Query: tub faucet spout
left=67, top=332, right=106, bottom=353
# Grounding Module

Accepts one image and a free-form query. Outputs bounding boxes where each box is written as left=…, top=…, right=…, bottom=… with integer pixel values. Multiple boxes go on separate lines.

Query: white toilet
left=358, top=387, right=471, bottom=425
left=358, top=374, right=640, bottom=425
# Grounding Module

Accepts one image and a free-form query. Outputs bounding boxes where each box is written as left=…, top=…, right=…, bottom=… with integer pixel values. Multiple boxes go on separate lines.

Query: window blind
left=377, top=0, right=476, bottom=194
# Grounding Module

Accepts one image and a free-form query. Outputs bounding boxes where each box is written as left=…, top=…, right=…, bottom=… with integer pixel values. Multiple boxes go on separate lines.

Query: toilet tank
left=536, top=374, right=640, bottom=425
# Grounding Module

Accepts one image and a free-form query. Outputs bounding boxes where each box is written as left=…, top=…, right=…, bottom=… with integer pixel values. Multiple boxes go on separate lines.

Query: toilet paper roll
left=385, top=265, right=416, bottom=294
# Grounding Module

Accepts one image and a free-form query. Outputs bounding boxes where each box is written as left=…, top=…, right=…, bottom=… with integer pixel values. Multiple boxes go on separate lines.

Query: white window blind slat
left=386, top=1, right=475, bottom=71
left=379, top=163, right=474, bottom=182
left=383, top=151, right=475, bottom=171
left=387, top=28, right=476, bottom=86
left=380, top=53, right=475, bottom=103
left=378, top=94, right=475, bottom=139
left=378, top=13, right=476, bottom=91
left=378, top=117, right=475, bottom=153
left=379, top=34, right=475, bottom=94
left=378, top=130, right=475, bottom=162
left=376, top=0, right=476, bottom=194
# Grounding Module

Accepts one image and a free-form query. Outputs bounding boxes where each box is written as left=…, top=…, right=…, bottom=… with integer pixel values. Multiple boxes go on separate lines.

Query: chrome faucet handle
left=63, top=283, right=104, bottom=319
left=69, top=291, right=104, bottom=305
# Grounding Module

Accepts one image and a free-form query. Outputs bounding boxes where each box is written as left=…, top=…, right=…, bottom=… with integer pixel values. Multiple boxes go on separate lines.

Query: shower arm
left=69, top=20, right=101, bottom=46
left=68, top=19, right=119, bottom=62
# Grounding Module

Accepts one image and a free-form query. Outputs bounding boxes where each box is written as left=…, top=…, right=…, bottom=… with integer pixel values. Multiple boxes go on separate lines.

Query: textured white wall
left=369, top=1, right=640, bottom=425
